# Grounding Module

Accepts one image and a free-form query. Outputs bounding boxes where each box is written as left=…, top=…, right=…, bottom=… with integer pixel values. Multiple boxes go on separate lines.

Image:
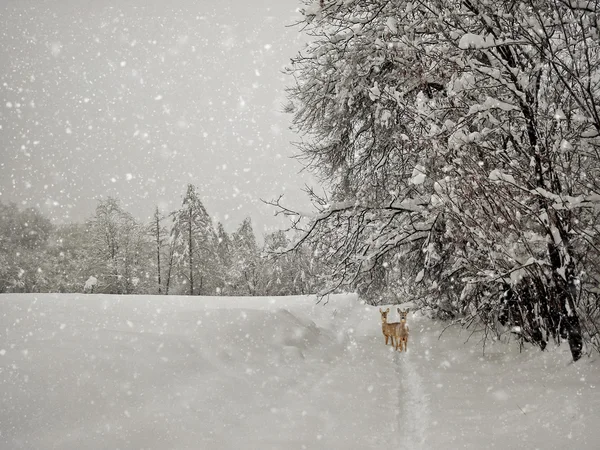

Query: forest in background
left=0, top=184, right=323, bottom=297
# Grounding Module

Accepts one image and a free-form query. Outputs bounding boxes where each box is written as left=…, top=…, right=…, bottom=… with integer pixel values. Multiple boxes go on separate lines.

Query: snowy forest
left=0, top=184, right=323, bottom=298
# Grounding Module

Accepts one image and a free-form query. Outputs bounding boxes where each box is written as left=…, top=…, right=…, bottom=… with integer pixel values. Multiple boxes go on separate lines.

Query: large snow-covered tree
left=215, top=222, right=234, bottom=294
left=170, top=184, right=219, bottom=295
left=229, top=218, right=261, bottom=295
left=277, top=0, right=600, bottom=360
left=88, top=197, right=148, bottom=294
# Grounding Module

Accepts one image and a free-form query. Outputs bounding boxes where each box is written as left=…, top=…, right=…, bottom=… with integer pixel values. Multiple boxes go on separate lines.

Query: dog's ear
left=379, top=308, right=383, bottom=313
left=386, top=307, right=390, bottom=313
left=406, top=308, right=410, bottom=314
left=397, top=308, right=401, bottom=313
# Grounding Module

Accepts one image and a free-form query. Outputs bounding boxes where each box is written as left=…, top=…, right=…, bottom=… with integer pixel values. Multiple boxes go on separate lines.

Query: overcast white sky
left=0, top=0, right=316, bottom=236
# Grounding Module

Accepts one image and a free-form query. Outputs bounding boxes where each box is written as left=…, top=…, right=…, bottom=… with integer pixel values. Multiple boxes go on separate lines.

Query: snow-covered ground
left=1, top=293, right=598, bottom=449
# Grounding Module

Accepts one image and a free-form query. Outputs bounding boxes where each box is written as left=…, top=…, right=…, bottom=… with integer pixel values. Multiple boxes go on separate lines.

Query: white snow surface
left=410, top=164, right=427, bottom=185
left=1, top=293, right=599, bottom=449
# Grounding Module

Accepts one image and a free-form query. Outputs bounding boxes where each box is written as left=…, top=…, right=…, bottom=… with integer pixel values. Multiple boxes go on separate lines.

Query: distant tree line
left=0, top=184, right=324, bottom=297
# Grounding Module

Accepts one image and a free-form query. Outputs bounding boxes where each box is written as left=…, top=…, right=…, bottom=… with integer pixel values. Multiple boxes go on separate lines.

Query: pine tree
left=170, top=184, right=218, bottom=295
left=215, top=222, right=233, bottom=294
left=230, top=218, right=260, bottom=295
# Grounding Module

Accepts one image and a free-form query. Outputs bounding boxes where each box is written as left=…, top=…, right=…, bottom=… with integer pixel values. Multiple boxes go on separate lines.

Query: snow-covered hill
left=0, top=293, right=598, bottom=449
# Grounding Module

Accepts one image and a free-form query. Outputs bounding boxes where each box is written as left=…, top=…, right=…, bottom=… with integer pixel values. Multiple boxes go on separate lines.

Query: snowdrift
left=0, top=293, right=598, bottom=449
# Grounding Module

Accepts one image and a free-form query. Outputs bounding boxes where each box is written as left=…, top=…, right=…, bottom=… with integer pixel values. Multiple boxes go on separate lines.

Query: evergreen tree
left=230, top=218, right=260, bottom=295
left=170, top=184, right=218, bottom=295
left=215, top=222, right=233, bottom=294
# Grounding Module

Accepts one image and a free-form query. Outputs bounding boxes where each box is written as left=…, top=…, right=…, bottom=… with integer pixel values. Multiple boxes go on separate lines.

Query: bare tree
left=88, top=197, right=146, bottom=294
left=148, top=206, right=167, bottom=294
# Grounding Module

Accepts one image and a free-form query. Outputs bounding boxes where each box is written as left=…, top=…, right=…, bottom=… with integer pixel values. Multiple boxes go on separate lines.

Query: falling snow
left=2, top=1, right=599, bottom=449
left=0, top=3, right=314, bottom=234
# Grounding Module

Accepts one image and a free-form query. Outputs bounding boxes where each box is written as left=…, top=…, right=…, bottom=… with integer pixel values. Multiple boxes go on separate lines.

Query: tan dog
left=379, top=308, right=398, bottom=348
left=395, top=308, right=410, bottom=352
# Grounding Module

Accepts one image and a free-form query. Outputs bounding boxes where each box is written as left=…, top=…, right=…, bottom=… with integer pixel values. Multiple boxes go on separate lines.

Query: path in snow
left=0, top=293, right=423, bottom=449
left=334, top=303, right=430, bottom=448
left=395, top=317, right=429, bottom=449
left=354, top=309, right=430, bottom=449
left=1, top=293, right=599, bottom=449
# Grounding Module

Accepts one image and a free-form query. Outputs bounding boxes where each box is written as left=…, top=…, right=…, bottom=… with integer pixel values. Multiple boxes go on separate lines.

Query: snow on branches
left=280, top=0, right=600, bottom=360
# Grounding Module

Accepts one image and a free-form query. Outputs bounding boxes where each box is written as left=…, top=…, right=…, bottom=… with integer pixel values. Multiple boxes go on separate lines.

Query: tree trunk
left=552, top=253, right=583, bottom=362
left=546, top=210, right=583, bottom=362
left=188, top=209, right=194, bottom=296
left=155, top=210, right=162, bottom=294
left=523, top=95, right=583, bottom=362
left=165, top=244, right=174, bottom=295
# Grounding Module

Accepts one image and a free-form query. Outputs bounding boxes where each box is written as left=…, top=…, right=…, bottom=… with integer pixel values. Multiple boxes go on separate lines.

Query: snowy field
left=1, top=293, right=599, bottom=449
